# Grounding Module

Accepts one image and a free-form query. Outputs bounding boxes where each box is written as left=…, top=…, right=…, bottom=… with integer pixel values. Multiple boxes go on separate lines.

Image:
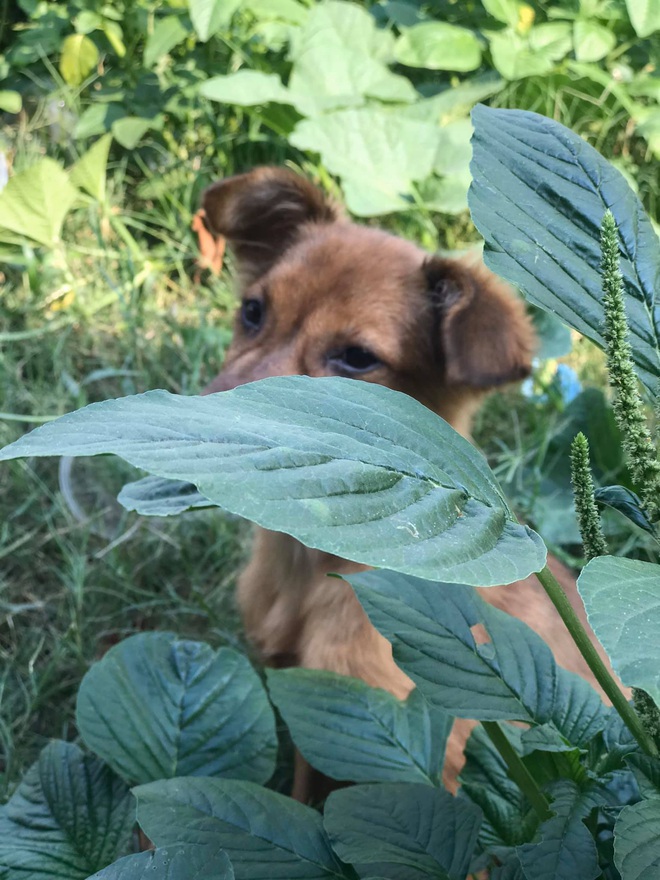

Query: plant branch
left=481, top=721, right=552, bottom=822
left=535, top=564, right=658, bottom=757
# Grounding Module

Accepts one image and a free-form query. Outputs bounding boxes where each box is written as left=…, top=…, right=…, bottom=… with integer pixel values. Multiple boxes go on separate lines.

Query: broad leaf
left=77, top=632, right=277, bottom=785
left=189, top=0, right=242, bottom=41
left=517, top=781, right=602, bottom=880
left=69, top=134, right=113, bottom=202
left=573, top=20, right=616, bottom=63
left=0, top=158, right=78, bottom=246
left=488, top=31, right=555, bottom=80
left=112, top=117, right=155, bottom=150
left=350, top=570, right=607, bottom=734
left=59, top=33, right=99, bottom=86
left=0, top=741, right=134, bottom=879
left=394, top=22, right=482, bottom=72
left=144, top=15, right=189, bottom=67
left=118, top=476, right=211, bottom=516
left=135, top=778, right=349, bottom=879
left=614, top=798, right=660, bottom=879
left=469, top=105, right=660, bottom=393
left=290, top=108, right=439, bottom=215
left=288, top=1, right=415, bottom=115
left=89, top=845, right=234, bottom=880
left=625, top=0, right=660, bottom=38
left=267, top=669, right=451, bottom=785
left=324, top=783, right=482, bottom=879
left=578, top=556, right=660, bottom=704
left=201, top=70, right=293, bottom=107
left=0, top=377, right=546, bottom=585
left=625, top=753, right=660, bottom=798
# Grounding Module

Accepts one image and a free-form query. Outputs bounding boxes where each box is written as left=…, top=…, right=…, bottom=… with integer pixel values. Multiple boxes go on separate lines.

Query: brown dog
left=200, top=166, right=608, bottom=798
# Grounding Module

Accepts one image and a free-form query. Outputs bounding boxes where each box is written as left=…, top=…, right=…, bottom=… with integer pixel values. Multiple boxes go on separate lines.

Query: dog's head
left=202, top=166, right=534, bottom=435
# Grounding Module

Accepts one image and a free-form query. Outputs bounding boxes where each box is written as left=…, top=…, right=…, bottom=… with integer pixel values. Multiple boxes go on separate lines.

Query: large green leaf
left=394, top=22, right=482, bottom=72
left=625, top=0, right=660, bottom=37
left=267, top=669, right=451, bottom=785
left=290, top=107, right=439, bottom=215
left=288, top=1, right=415, bottom=116
left=0, top=158, right=79, bottom=246
left=77, top=632, right=277, bottom=785
left=144, top=15, right=189, bottom=67
left=324, top=783, right=482, bottom=879
left=89, top=845, right=234, bottom=880
left=0, top=377, right=546, bottom=586
left=134, top=778, right=350, bottom=879
left=573, top=20, right=616, bottom=63
left=350, top=570, right=607, bottom=734
left=0, top=741, right=134, bottom=879
left=577, top=556, right=660, bottom=704
left=516, top=781, right=602, bottom=880
left=614, top=798, right=660, bottom=879
left=469, top=104, right=660, bottom=393
left=59, top=33, right=99, bottom=86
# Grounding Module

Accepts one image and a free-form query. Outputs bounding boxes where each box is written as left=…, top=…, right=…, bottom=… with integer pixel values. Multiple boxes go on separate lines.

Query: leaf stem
left=481, top=721, right=552, bottom=822
left=535, top=564, right=658, bottom=757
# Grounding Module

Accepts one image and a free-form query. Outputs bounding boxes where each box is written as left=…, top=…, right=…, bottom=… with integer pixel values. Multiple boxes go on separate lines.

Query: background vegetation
left=1, top=0, right=658, bottom=802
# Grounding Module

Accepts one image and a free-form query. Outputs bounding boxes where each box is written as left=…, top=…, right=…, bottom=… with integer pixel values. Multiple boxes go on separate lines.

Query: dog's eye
left=241, top=298, right=264, bottom=332
left=332, top=346, right=381, bottom=374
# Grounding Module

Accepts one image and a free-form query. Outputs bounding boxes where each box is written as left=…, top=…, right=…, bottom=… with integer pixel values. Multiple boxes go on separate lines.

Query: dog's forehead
left=264, top=223, right=426, bottom=316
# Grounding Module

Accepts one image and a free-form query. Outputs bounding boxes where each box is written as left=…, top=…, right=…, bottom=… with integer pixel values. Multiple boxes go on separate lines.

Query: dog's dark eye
left=332, top=346, right=381, bottom=374
left=241, top=298, right=264, bottom=332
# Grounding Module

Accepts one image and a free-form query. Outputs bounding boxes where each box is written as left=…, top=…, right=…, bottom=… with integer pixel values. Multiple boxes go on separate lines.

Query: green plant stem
left=535, top=564, right=659, bottom=757
left=482, top=721, right=552, bottom=822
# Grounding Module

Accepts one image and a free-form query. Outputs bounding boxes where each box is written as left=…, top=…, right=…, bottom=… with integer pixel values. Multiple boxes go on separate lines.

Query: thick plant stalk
left=535, top=564, right=658, bottom=757
left=570, top=432, right=608, bottom=559
left=481, top=721, right=552, bottom=822
left=601, top=210, right=660, bottom=521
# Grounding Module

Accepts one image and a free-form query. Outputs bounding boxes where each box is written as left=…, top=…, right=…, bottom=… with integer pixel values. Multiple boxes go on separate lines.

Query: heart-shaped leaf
left=77, top=632, right=277, bottom=785
left=0, top=377, right=546, bottom=586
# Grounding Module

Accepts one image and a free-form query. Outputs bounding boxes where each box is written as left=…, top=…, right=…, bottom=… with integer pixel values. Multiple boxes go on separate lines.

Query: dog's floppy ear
left=425, top=257, right=534, bottom=388
left=202, top=167, right=338, bottom=278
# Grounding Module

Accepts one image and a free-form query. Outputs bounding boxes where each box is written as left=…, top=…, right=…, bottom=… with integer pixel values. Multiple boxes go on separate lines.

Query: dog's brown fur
left=201, top=166, right=612, bottom=799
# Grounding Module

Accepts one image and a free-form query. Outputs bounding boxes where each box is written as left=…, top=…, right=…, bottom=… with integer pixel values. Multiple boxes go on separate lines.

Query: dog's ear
left=202, top=167, right=338, bottom=279
left=425, top=257, right=534, bottom=388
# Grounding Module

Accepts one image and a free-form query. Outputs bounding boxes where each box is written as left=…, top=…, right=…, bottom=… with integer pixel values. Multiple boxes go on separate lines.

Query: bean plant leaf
left=614, top=798, right=660, bottom=879
left=516, top=781, right=602, bottom=880
left=69, top=134, right=113, bottom=202
left=118, top=475, right=211, bottom=516
left=0, top=377, right=546, bottom=586
left=573, top=20, right=616, bottom=63
left=88, top=845, right=234, bottom=880
left=267, top=669, right=451, bottom=785
left=625, top=0, right=660, bottom=38
left=0, top=741, right=134, bottom=879
left=324, top=783, right=482, bottom=879
left=143, top=15, right=189, bottom=67
left=0, top=157, right=79, bottom=246
left=59, top=33, right=99, bottom=86
left=200, top=70, right=293, bottom=107
left=594, top=486, right=656, bottom=536
left=350, top=570, right=608, bottom=735
left=578, top=556, right=660, bottom=704
left=189, top=0, right=242, bottom=41
left=77, top=632, right=277, bottom=785
left=469, top=105, right=660, bottom=393
left=135, top=778, right=349, bottom=880
left=394, top=22, right=483, bottom=72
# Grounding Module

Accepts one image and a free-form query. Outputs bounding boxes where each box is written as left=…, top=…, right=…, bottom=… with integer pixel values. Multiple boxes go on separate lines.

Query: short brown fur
left=201, top=167, right=615, bottom=800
